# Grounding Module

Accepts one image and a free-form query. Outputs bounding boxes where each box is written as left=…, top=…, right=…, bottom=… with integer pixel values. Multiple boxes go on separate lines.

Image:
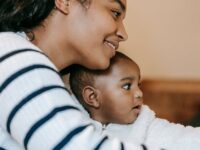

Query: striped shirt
left=0, top=32, right=161, bottom=150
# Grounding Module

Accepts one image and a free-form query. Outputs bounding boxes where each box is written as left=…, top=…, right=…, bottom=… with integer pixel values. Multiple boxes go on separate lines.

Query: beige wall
left=120, top=0, right=200, bottom=80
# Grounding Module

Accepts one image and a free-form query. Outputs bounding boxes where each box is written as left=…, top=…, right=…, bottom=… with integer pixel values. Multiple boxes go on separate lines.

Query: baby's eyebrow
left=120, top=77, right=134, bottom=82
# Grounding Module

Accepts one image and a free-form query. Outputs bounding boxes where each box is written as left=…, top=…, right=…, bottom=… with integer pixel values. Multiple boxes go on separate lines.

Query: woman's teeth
left=106, top=41, right=116, bottom=50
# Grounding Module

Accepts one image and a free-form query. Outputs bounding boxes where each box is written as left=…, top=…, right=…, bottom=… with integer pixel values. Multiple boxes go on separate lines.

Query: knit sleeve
left=0, top=32, right=162, bottom=150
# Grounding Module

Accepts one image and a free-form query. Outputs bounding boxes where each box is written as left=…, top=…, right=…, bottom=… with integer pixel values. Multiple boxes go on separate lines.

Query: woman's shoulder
left=0, top=32, right=40, bottom=55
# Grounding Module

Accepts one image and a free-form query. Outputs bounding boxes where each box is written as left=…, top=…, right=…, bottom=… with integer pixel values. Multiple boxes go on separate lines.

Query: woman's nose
left=116, top=21, right=128, bottom=42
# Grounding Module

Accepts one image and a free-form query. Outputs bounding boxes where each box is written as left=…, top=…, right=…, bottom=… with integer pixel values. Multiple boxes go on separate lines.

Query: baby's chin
left=112, top=118, right=138, bottom=125
left=124, top=117, right=139, bottom=124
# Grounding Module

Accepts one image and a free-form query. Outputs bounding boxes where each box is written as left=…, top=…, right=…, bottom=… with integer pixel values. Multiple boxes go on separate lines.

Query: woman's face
left=67, top=0, right=128, bottom=69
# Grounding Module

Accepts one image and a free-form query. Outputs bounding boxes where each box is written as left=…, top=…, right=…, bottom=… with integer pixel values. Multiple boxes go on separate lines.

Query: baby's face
left=94, top=58, right=143, bottom=124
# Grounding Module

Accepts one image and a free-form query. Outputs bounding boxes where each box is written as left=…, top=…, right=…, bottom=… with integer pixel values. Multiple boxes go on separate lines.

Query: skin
left=31, top=0, right=128, bottom=71
left=84, top=57, right=144, bottom=125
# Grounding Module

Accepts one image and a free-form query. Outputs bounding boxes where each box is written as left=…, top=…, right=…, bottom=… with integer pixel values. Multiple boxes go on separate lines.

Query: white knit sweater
left=91, top=105, right=200, bottom=150
left=0, top=32, right=163, bottom=150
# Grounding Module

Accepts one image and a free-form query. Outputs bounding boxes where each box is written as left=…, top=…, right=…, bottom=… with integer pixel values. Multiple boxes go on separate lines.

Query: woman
left=0, top=0, right=160, bottom=149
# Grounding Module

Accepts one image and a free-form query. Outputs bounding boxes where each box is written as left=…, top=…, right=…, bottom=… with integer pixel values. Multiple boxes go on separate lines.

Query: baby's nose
left=134, top=89, right=143, bottom=99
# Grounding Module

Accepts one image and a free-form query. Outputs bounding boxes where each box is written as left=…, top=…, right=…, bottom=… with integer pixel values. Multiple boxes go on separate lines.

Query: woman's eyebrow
left=114, top=0, right=126, bottom=12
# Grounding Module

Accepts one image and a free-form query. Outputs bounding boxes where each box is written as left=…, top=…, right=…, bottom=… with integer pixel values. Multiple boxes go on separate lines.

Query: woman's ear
left=82, top=86, right=100, bottom=109
left=55, top=0, right=70, bottom=14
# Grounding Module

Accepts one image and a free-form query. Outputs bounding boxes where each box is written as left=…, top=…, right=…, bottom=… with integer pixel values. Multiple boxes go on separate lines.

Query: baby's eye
left=112, top=10, right=121, bottom=19
left=122, top=83, right=131, bottom=90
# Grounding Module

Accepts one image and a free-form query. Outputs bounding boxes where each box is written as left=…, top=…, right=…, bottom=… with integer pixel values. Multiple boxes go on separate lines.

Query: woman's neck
left=30, top=27, right=76, bottom=71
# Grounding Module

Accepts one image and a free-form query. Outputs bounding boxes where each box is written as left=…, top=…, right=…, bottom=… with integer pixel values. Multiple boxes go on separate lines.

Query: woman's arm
left=0, top=32, right=162, bottom=150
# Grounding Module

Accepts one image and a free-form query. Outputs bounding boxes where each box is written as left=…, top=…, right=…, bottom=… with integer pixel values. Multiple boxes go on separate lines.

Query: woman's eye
left=122, top=83, right=131, bottom=90
left=112, top=10, right=121, bottom=19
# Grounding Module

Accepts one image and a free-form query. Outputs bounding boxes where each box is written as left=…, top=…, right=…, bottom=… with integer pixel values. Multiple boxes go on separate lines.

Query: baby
left=68, top=51, right=200, bottom=150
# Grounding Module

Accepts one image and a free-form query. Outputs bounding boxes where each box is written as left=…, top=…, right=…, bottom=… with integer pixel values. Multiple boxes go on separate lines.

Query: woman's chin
left=87, top=60, right=110, bottom=70
left=98, top=61, right=110, bottom=70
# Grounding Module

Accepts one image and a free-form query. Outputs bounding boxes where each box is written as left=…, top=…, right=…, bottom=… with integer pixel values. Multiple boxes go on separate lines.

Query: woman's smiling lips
left=104, top=40, right=119, bottom=56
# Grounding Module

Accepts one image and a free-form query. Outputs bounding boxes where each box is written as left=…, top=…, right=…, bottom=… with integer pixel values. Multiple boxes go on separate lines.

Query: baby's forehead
left=94, top=57, right=140, bottom=78
left=91, top=57, right=141, bottom=88
left=112, top=57, right=140, bottom=71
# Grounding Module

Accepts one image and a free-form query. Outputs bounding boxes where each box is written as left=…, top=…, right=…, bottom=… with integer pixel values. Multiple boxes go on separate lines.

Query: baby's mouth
left=132, top=105, right=141, bottom=109
left=132, top=105, right=142, bottom=114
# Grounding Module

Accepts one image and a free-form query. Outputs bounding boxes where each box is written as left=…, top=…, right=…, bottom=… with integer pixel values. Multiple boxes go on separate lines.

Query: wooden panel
left=140, top=80, right=200, bottom=126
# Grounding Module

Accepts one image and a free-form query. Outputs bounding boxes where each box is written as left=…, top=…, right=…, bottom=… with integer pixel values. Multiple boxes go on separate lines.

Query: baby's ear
left=82, top=86, right=100, bottom=108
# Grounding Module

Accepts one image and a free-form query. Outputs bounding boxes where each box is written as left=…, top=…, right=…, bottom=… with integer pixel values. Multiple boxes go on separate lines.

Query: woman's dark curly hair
left=0, top=0, right=89, bottom=32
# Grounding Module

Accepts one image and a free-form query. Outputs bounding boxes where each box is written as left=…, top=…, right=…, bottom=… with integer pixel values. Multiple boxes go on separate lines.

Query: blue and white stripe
left=0, top=32, right=158, bottom=150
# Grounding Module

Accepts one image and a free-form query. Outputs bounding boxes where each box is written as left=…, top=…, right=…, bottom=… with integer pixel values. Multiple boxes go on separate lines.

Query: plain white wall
left=120, top=0, right=200, bottom=80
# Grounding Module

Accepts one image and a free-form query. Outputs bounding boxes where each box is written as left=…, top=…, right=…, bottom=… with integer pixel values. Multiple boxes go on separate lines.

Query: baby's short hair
left=69, top=51, right=135, bottom=109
